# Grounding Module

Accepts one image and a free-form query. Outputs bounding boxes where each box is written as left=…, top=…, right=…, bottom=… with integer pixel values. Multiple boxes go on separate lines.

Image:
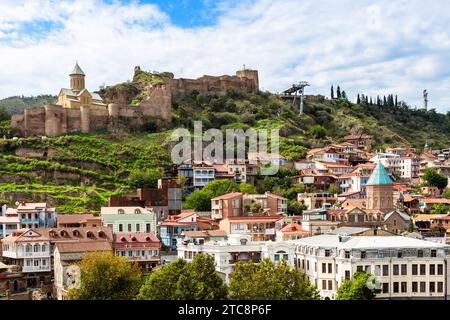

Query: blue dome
left=366, top=162, right=392, bottom=185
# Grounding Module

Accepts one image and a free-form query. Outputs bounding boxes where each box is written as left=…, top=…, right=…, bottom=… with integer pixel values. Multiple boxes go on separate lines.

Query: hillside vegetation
left=0, top=91, right=449, bottom=214
left=0, top=95, right=56, bottom=115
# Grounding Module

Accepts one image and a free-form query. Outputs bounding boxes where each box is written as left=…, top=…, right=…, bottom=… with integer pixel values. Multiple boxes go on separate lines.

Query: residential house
left=53, top=241, right=112, bottom=300
left=219, top=215, right=283, bottom=242
left=342, top=134, right=374, bottom=150
left=113, top=232, right=160, bottom=272
left=177, top=234, right=296, bottom=283
left=56, top=214, right=101, bottom=228
left=276, top=223, right=310, bottom=241
left=159, top=210, right=218, bottom=251
left=297, top=193, right=339, bottom=210
left=100, top=206, right=157, bottom=235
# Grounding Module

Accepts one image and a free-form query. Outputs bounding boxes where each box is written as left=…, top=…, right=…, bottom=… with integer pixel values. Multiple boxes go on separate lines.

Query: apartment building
left=219, top=215, right=283, bottom=242
left=113, top=232, right=160, bottom=272
left=100, top=206, right=157, bottom=235
left=193, top=165, right=215, bottom=187
left=177, top=233, right=296, bottom=283
left=297, top=193, right=339, bottom=210
left=294, top=234, right=450, bottom=300
left=212, top=192, right=287, bottom=220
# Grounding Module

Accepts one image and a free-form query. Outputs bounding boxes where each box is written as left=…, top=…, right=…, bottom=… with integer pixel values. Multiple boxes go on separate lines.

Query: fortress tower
left=236, top=69, right=259, bottom=92
left=366, top=162, right=394, bottom=211
left=70, top=62, right=86, bottom=93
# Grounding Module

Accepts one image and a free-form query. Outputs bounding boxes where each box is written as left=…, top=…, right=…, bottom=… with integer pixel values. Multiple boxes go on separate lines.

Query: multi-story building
left=159, top=210, right=218, bottom=250
left=56, top=214, right=101, bottom=228
left=294, top=234, right=450, bottom=300
left=342, top=134, right=374, bottom=151
left=177, top=233, right=296, bottom=283
left=108, top=179, right=182, bottom=219
left=219, top=215, right=283, bottom=242
left=193, top=165, right=215, bottom=188
left=113, top=232, right=160, bottom=272
left=0, top=208, right=20, bottom=238
left=370, top=153, right=420, bottom=180
left=100, top=206, right=157, bottom=235
left=53, top=241, right=112, bottom=300
left=211, top=192, right=287, bottom=220
left=297, top=193, right=339, bottom=210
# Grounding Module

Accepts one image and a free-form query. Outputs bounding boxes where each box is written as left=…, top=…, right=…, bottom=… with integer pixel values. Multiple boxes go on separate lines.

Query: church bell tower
left=70, top=62, right=86, bottom=93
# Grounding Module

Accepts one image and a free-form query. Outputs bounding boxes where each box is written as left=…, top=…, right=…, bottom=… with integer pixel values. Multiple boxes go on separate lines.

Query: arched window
left=60, top=230, right=68, bottom=237
left=118, top=209, right=125, bottom=215
left=240, top=238, right=248, bottom=245
left=87, top=231, right=94, bottom=239
left=33, top=244, right=39, bottom=253
left=49, top=230, right=57, bottom=237
left=134, top=209, right=141, bottom=215
left=26, top=244, right=32, bottom=253
left=121, top=237, right=127, bottom=242
left=131, top=237, right=137, bottom=242
left=145, top=236, right=151, bottom=241
left=42, top=244, right=47, bottom=252
left=98, top=231, right=106, bottom=238
left=73, top=230, right=80, bottom=237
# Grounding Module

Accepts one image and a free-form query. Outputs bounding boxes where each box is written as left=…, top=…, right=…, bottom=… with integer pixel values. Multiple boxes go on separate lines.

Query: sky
left=0, top=0, right=450, bottom=113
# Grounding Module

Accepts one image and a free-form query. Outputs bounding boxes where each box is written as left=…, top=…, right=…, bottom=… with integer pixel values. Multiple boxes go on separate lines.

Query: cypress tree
left=331, top=85, right=334, bottom=99
left=337, top=86, right=341, bottom=99
left=357, top=94, right=361, bottom=104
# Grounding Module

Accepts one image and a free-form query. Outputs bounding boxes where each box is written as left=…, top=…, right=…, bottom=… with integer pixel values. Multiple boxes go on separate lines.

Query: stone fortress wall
left=11, top=66, right=259, bottom=137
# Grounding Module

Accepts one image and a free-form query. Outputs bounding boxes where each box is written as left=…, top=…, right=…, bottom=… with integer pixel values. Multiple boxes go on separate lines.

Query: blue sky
left=0, top=0, right=450, bottom=113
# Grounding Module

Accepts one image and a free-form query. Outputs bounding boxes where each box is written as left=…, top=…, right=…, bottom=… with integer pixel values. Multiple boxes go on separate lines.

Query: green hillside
left=0, top=91, right=449, bottom=214
left=0, top=95, right=57, bottom=115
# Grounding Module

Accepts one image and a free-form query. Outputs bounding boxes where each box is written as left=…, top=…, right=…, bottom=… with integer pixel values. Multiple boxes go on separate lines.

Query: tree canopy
left=335, top=272, right=378, bottom=300
left=229, top=259, right=320, bottom=300
left=422, top=168, right=449, bottom=190
left=137, top=254, right=227, bottom=300
left=67, top=251, right=142, bottom=300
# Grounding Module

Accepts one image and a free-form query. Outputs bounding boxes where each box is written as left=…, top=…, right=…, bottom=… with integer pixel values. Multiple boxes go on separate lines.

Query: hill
left=0, top=95, right=57, bottom=115
left=0, top=91, right=449, bottom=214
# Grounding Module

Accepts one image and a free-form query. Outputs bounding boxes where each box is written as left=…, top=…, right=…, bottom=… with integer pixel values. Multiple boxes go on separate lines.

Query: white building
left=193, top=166, right=215, bottom=187
left=177, top=234, right=296, bottom=283
left=294, top=234, right=450, bottom=300
left=370, top=153, right=420, bottom=179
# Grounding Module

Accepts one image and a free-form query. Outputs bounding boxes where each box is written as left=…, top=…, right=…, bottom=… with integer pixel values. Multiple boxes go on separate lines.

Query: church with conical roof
left=366, top=162, right=394, bottom=211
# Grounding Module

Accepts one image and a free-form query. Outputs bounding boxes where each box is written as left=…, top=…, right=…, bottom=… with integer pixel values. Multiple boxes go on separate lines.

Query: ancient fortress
left=11, top=64, right=259, bottom=137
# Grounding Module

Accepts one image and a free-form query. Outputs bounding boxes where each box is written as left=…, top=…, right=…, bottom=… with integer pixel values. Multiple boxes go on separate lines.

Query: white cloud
left=0, top=0, right=449, bottom=112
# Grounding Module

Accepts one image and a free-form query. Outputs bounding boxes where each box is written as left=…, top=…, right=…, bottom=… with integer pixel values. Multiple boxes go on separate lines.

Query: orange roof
left=280, top=223, right=309, bottom=234
left=212, top=192, right=243, bottom=200
left=421, top=198, right=450, bottom=204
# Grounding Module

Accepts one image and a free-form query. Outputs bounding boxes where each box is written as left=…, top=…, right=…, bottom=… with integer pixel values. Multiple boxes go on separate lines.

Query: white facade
left=177, top=234, right=296, bottom=283
left=193, top=168, right=215, bottom=187
left=370, top=153, right=420, bottom=179
left=294, top=235, right=450, bottom=300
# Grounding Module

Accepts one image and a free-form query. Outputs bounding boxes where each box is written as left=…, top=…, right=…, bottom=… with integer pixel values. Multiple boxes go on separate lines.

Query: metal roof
left=366, top=162, right=393, bottom=186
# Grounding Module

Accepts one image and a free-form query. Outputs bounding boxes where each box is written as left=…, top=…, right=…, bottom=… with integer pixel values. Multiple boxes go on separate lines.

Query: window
left=328, top=263, right=332, bottom=273
left=118, top=209, right=125, bottom=215
left=378, top=251, right=384, bottom=259
left=128, top=224, right=132, bottom=232
left=382, top=283, right=389, bottom=293
left=412, top=264, right=418, bottom=275
left=283, top=254, right=289, bottom=261
left=420, top=264, right=426, bottom=275
left=322, top=263, right=327, bottom=273
left=322, top=280, right=327, bottom=290
left=417, top=250, right=423, bottom=258
left=119, top=224, right=123, bottom=232
left=328, top=280, right=333, bottom=290
left=437, top=282, right=444, bottom=293
left=357, top=265, right=363, bottom=272
left=397, top=251, right=402, bottom=258
left=401, top=264, right=407, bottom=276
left=307, top=260, right=310, bottom=270
left=420, top=282, right=426, bottom=293
left=345, top=251, right=350, bottom=259
left=382, top=265, right=389, bottom=276
left=364, top=265, right=370, bottom=273
left=374, top=265, right=381, bottom=276
left=431, top=250, right=436, bottom=257
left=325, top=249, right=330, bottom=257
left=401, top=282, right=407, bottom=293
left=302, top=260, right=305, bottom=270
left=393, top=264, right=399, bottom=276
left=136, top=224, right=140, bottom=232
left=430, top=264, right=435, bottom=275
left=274, top=254, right=280, bottom=262
left=437, top=264, right=443, bottom=275
left=430, top=282, right=435, bottom=293
left=134, top=209, right=141, bottom=214
left=412, top=282, right=418, bottom=293
left=361, top=251, right=367, bottom=259
left=393, top=282, right=399, bottom=293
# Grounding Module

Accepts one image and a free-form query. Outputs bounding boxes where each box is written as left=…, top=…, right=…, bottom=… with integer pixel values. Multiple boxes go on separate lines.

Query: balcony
left=127, top=255, right=160, bottom=261
left=22, top=265, right=51, bottom=272
left=17, top=251, right=50, bottom=258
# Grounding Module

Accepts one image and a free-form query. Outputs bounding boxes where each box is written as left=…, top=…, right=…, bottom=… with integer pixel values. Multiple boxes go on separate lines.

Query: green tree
left=282, top=183, right=305, bottom=200
left=335, top=272, right=377, bottom=300
left=202, top=179, right=239, bottom=197
left=67, top=251, right=142, bottom=300
left=183, top=189, right=213, bottom=211
left=430, top=203, right=450, bottom=215
left=229, top=259, right=319, bottom=300
left=442, top=188, right=450, bottom=199
left=408, top=219, right=415, bottom=232
left=239, top=183, right=256, bottom=194
left=0, top=107, right=9, bottom=121
left=128, top=167, right=162, bottom=188
left=287, top=200, right=307, bottom=216
left=309, top=125, right=327, bottom=139
left=422, top=168, right=448, bottom=190
left=327, top=185, right=340, bottom=195
left=137, top=254, right=227, bottom=300
left=250, top=202, right=262, bottom=213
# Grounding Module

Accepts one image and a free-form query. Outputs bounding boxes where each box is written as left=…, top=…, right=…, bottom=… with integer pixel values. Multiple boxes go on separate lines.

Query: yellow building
left=56, top=63, right=106, bottom=109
